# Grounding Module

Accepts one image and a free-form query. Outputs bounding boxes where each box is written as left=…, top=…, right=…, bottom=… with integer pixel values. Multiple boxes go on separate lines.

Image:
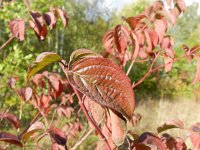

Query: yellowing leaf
left=27, top=52, right=61, bottom=80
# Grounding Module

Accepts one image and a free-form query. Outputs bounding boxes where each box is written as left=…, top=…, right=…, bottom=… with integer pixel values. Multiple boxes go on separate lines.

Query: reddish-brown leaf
left=39, top=94, right=52, bottom=109
left=109, top=110, right=126, bottom=146
left=125, top=15, right=146, bottom=30
left=68, top=50, right=135, bottom=120
left=189, top=122, right=200, bottom=150
left=48, top=74, right=63, bottom=98
left=174, top=0, right=186, bottom=12
left=20, top=121, right=44, bottom=143
left=51, top=8, right=68, bottom=27
left=9, top=19, right=25, bottom=41
left=0, top=113, right=20, bottom=129
left=31, top=74, right=45, bottom=88
left=146, top=28, right=158, bottom=48
left=84, top=96, right=105, bottom=126
left=48, top=126, right=67, bottom=146
left=43, top=12, right=57, bottom=30
left=138, top=132, right=166, bottom=150
left=157, top=119, right=184, bottom=133
left=154, top=18, right=167, bottom=43
left=114, top=25, right=130, bottom=53
left=0, top=132, right=23, bottom=147
left=102, top=29, right=115, bottom=54
left=133, top=143, right=151, bottom=150
left=130, top=32, right=140, bottom=60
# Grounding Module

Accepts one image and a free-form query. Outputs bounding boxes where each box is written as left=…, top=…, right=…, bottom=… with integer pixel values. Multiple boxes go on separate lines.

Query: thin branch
left=0, top=36, right=15, bottom=52
left=126, top=60, right=135, bottom=75
left=132, top=52, right=160, bottom=88
left=71, top=128, right=94, bottom=150
left=132, top=48, right=200, bottom=88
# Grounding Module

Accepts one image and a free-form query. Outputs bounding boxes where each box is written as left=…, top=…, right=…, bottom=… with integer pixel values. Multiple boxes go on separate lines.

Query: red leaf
left=138, top=132, right=166, bottom=150
left=0, top=112, right=20, bottom=129
left=29, top=11, right=48, bottom=40
left=146, top=28, right=158, bottom=48
left=43, top=12, right=57, bottom=30
left=193, top=55, right=200, bottom=84
left=189, top=122, right=200, bottom=150
left=138, top=47, right=149, bottom=59
left=9, top=19, right=25, bottom=41
left=125, top=15, right=146, bottom=30
left=102, top=29, right=115, bottom=54
left=31, top=73, right=45, bottom=88
left=48, top=126, right=67, bottom=146
left=157, top=119, right=184, bottom=133
left=174, top=0, right=186, bottom=12
left=20, top=121, right=44, bottom=143
left=168, top=9, right=177, bottom=25
left=51, top=8, right=68, bottom=27
left=84, top=97, right=105, bottom=126
left=133, top=143, right=151, bottom=150
left=39, top=94, right=52, bottom=109
left=114, top=25, right=130, bottom=53
left=144, top=29, right=153, bottom=54
left=109, top=110, right=126, bottom=146
left=68, top=50, right=135, bottom=120
left=0, top=132, right=23, bottom=147
left=154, top=18, right=167, bottom=43
left=130, top=32, right=140, bottom=60
left=48, top=74, right=63, bottom=98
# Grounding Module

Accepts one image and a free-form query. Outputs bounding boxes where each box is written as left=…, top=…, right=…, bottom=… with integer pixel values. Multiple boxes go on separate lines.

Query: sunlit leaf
left=109, top=110, right=126, bottom=146
left=157, top=119, right=184, bottom=133
left=102, top=29, right=115, bottom=54
left=68, top=50, right=135, bottom=120
left=27, top=52, right=61, bottom=80
left=0, top=132, right=23, bottom=147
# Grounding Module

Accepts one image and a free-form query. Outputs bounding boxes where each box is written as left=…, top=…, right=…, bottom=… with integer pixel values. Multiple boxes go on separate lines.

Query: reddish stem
left=0, top=36, right=15, bottom=52
left=132, top=48, right=200, bottom=88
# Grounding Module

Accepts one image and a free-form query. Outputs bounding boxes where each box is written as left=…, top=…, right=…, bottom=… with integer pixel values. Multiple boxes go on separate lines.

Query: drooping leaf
left=0, top=132, right=23, bottom=147
left=27, top=52, right=61, bottom=80
left=84, top=96, right=105, bottom=126
left=20, top=122, right=44, bottom=143
left=9, top=19, right=25, bottom=41
left=157, top=119, right=184, bottom=133
left=146, top=28, right=158, bottom=48
left=114, top=25, right=130, bottom=53
left=68, top=50, right=135, bottom=120
left=109, top=110, right=126, bottom=146
left=130, top=31, right=139, bottom=60
left=51, top=8, right=68, bottom=27
left=102, top=29, right=115, bottom=54
left=48, top=126, right=67, bottom=146
left=0, top=112, right=20, bottom=129
left=154, top=18, right=167, bottom=43
left=125, top=15, right=146, bottom=30
left=189, top=122, right=200, bottom=150
left=43, top=12, right=57, bottom=30
left=138, top=132, right=166, bottom=150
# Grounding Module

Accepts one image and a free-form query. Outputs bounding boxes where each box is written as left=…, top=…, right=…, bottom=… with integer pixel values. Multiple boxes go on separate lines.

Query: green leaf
left=157, top=119, right=184, bottom=133
left=27, top=52, right=61, bottom=80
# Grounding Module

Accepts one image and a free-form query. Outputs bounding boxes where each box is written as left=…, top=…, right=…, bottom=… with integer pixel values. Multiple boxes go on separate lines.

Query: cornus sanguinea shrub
left=0, top=0, right=200, bottom=149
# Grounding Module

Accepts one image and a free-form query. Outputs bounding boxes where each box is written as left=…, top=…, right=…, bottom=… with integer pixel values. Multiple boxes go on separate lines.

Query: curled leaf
left=27, top=52, right=61, bottom=80
left=102, top=29, right=115, bottom=54
left=0, top=112, right=20, bottom=129
left=157, top=119, right=184, bottom=133
left=20, top=121, right=44, bottom=143
left=48, top=126, right=67, bottom=146
left=0, top=132, right=23, bottom=147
